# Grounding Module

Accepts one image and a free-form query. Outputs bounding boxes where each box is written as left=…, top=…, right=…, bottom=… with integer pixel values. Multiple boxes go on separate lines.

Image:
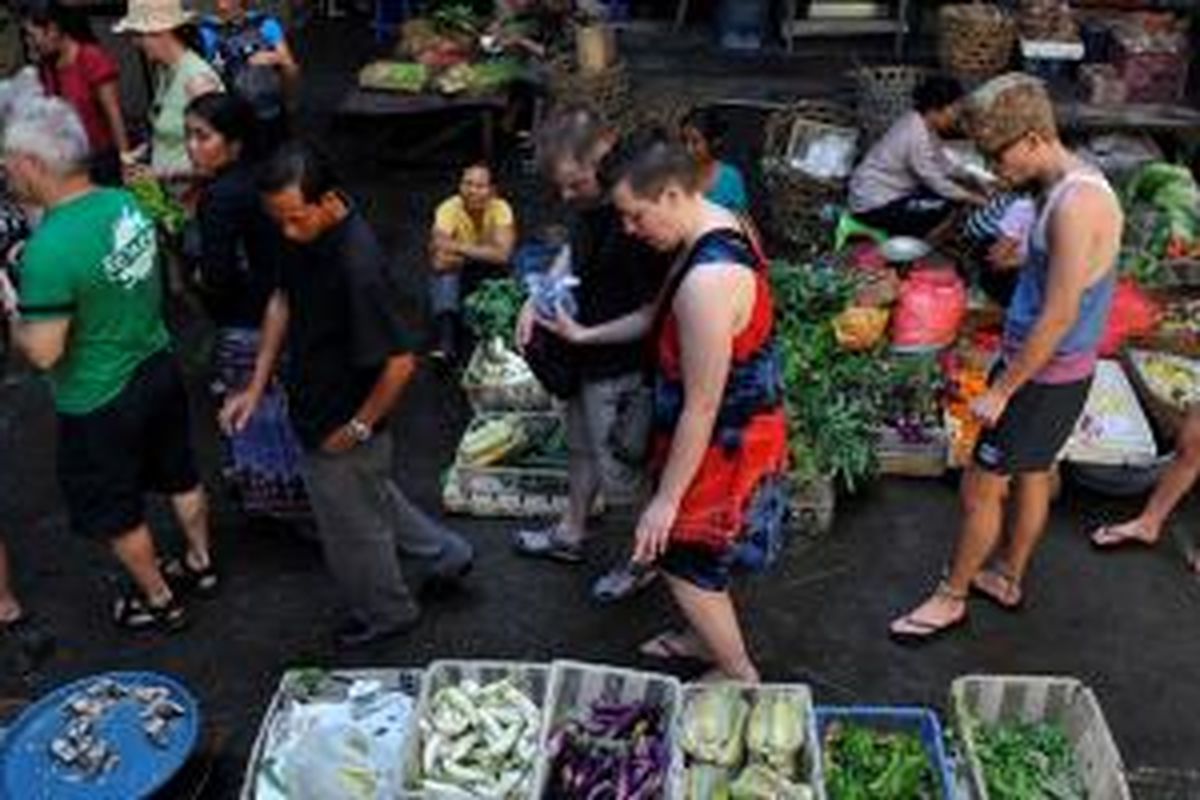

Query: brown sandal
left=971, top=567, right=1024, bottom=611
left=889, top=582, right=969, bottom=646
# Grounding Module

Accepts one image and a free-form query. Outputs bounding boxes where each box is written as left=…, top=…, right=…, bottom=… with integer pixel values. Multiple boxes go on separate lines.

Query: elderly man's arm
left=13, top=317, right=70, bottom=370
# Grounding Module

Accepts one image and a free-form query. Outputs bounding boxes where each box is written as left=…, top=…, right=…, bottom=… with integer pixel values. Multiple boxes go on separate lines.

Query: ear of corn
left=684, top=764, right=731, bottom=800
left=745, top=692, right=806, bottom=779
left=681, top=686, right=751, bottom=767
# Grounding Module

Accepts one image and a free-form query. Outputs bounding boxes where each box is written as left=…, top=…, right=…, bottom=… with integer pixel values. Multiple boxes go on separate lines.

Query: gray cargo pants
left=300, top=433, right=472, bottom=630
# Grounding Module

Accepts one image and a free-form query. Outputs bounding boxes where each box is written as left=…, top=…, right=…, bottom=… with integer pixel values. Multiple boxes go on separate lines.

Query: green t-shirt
left=19, top=188, right=169, bottom=414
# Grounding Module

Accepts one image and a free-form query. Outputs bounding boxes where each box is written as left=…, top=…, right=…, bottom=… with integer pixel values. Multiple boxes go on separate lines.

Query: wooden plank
left=1059, top=101, right=1200, bottom=133
left=782, top=17, right=904, bottom=37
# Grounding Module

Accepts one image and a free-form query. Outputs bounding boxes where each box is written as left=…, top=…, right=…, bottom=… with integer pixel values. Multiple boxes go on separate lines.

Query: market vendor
left=428, top=163, right=516, bottom=361
left=890, top=73, right=1123, bottom=643
left=848, top=75, right=987, bottom=237
left=680, top=106, right=749, bottom=213
left=1088, top=408, right=1200, bottom=574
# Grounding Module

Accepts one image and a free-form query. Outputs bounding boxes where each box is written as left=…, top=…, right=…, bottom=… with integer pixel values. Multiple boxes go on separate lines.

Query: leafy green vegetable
left=771, top=262, right=884, bottom=489
left=975, top=720, right=1086, bottom=800
left=464, top=278, right=524, bottom=343
left=824, top=723, right=937, bottom=800
left=127, top=177, right=187, bottom=236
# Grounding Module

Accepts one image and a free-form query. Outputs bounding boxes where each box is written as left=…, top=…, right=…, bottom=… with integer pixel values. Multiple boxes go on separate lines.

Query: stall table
left=1059, top=102, right=1200, bottom=135
left=335, top=88, right=509, bottom=164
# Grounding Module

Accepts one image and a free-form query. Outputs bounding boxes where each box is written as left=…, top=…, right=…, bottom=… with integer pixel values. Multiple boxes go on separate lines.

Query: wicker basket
left=850, top=65, right=931, bottom=146
left=938, top=3, right=1017, bottom=82
left=1122, top=348, right=1196, bottom=442
left=761, top=100, right=856, bottom=258
left=547, top=60, right=634, bottom=133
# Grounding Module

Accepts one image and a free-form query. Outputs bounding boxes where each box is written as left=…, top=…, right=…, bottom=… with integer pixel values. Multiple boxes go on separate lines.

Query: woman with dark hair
left=545, top=135, right=789, bottom=681
left=23, top=0, right=130, bottom=184
left=185, top=92, right=308, bottom=524
left=848, top=74, right=987, bottom=237
left=680, top=106, right=748, bottom=213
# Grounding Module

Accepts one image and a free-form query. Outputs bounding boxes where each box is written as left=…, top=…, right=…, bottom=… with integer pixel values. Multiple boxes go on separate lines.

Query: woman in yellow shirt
left=429, top=163, right=516, bottom=360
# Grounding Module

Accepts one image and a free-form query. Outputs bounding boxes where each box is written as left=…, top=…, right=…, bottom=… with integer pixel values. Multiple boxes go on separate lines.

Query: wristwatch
left=347, top=418, right=373, bottom=443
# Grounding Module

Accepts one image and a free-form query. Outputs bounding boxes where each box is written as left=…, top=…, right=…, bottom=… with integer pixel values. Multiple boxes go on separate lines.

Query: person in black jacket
left=185, top=92, right=309, bottom=528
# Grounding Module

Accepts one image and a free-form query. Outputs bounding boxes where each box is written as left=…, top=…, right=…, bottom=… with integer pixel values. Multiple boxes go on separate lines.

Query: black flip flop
left=512, top=527, right=585, bottom=564
left=888, top=613, right=968, bottom=647
left=637, top=630, right=714, bottom=664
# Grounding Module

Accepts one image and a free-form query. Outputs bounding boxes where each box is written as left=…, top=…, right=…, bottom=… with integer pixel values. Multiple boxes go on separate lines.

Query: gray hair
left=3, top=96, right=91, bottom=177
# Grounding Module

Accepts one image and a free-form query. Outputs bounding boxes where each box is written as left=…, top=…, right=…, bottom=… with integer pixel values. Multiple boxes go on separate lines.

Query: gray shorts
left=568, top=373, right=650, bottom=509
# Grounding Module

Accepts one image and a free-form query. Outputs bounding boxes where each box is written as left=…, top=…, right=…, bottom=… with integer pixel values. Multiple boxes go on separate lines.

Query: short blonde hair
left=965, top=73, right=1057, bottom=155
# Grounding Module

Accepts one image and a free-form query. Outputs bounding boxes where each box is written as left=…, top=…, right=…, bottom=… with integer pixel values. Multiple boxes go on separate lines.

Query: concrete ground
left=2, top=14, right=1199, bottom=799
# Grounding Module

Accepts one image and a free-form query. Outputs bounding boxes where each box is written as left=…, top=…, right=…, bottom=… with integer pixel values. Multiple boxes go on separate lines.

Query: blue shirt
left=198, top=13, right=285, bottom=74
left=706, top=162, right=749, bottom=213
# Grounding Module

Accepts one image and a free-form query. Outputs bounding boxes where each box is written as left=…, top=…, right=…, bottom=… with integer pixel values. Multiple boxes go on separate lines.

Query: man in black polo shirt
left=220, top=143, right=473, bottom=647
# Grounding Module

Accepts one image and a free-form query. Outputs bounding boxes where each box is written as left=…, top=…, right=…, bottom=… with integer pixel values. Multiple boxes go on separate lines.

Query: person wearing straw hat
left=114, top=0, right=224, bottom=188
left=889, top=74, right=1123, bottom=644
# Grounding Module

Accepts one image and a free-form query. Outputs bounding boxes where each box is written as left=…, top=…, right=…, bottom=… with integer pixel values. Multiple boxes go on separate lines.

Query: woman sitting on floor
left=848, top=75, right=987, bottom=237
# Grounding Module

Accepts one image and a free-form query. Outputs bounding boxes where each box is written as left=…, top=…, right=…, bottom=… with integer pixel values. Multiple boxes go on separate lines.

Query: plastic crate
left=240, top=667, right=424, bottom=800
left=399, top=660, right=551, bottom=799
left=951, top=674, right=1131, bottom=800
left=668, top=683, right=826, bottom=800
left=442, top=411, right=570, bottom=518
left=534, top=661, right=683, bottom=799
left=815, top=705, right=955, bottom=800
left=877, top=425, right=949, bottom=478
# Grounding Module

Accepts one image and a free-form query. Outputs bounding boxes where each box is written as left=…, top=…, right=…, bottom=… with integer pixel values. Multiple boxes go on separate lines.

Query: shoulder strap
left=650, top=219, right=760, bottom=336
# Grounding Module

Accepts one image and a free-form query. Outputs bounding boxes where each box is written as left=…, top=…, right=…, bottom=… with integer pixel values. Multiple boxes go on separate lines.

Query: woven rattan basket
left=547, top=59, right=634, bottom=132
left=850, top=65, right=930, bottom=145
left=761, top=100, right=856, bottom=258
left=938, top=2, right=1017, bottom=82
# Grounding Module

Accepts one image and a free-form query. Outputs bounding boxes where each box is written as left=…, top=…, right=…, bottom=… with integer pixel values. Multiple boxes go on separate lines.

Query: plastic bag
left=1098, top=278, right=1161, bottom=356
left=284, top=719, right=381, bottom=800
left=891, top=268, right=967, bottom=352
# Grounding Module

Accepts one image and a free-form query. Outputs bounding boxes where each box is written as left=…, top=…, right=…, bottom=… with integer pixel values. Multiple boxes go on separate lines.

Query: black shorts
left=973, top=372, right=1092, bottom=475
left=57, top=350, right=200, bottom=541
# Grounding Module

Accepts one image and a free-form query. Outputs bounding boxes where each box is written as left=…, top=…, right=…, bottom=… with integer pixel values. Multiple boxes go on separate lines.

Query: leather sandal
left=889, top=582, right=969, bottom=646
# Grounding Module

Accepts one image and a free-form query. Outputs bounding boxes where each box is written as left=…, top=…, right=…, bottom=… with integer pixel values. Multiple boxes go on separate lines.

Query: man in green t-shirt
left=4, top=97, right=214, bottom=633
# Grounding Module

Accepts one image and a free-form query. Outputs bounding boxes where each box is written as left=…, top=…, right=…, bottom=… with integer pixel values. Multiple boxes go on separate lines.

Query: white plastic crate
left=951, top=674, right=1131, bottom=800
left=534, top=661, right=683, bottom=799
left=667, top=682, right=826, bottom=800
left=399, top=660, right=551, bottom=800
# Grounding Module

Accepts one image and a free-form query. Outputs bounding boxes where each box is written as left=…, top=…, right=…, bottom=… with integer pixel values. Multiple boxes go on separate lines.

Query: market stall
left=226, top=660, right=1132, bottom=799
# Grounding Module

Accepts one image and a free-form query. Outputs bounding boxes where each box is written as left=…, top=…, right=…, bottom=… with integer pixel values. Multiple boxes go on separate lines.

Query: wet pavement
left=2, top=15, right=1199, bottom=798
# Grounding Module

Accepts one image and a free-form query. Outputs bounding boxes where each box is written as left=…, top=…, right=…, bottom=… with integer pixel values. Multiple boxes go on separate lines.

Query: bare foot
left=889, top=584, right=967, bottom=642
left=971, top=568, right=1023, bottom=610
left=697, top=664, right=760, bottom=684
left=638, top=628, right=713, bottom=662
left=1090, top=519, right=1160, bottom=548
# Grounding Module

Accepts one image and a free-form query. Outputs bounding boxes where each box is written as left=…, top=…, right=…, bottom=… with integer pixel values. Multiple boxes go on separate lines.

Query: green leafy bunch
left=771, top=262, right=884, bottom=489
left=824, top=723, right=937, bottom=800
left=464, top=278, right=525, bottom=343
left=975, top=720, right=1086, bottom=800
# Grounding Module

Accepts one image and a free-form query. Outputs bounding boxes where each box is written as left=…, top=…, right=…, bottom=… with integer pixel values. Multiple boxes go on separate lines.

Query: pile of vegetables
left=465, top=278, right=524, bottom=343
left=1131, top=349, right=1200, bottom=407
left=358, top=61, right=429, bottom=93
left=772, top=263, right=885, bottom=489
left=456, top=413, right=566, bottom=469
left=823, top=723, right=937, bottom=800
left=544, top=700, right=670, bottom=799
left=877, top=354, right=944, bottom=445
left=974, top=720, right=1086, bottom=800
left=463, top=337, right=535, bottom=388
left=414, top=676, right=542, bottom=798
left=679, top=687, right=814, bottom=800
left=127, top=177, right=186, bottom=237
left=1120, top=162, right=1200, bottom=285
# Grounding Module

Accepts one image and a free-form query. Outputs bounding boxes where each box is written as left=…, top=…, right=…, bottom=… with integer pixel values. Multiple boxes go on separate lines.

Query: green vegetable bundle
left=824, top=723, right=937, bottom=800
left=464, top=278, right=524, bottom=343
left=771, top=263, right=885, bottom=489
left=127, top=178, right=186, bottom=237
left=975, top=721, right=1086, bottom=800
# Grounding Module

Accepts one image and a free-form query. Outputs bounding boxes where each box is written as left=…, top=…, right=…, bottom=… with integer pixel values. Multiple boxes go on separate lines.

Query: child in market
left=428, top=163, right=517, bottom=361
